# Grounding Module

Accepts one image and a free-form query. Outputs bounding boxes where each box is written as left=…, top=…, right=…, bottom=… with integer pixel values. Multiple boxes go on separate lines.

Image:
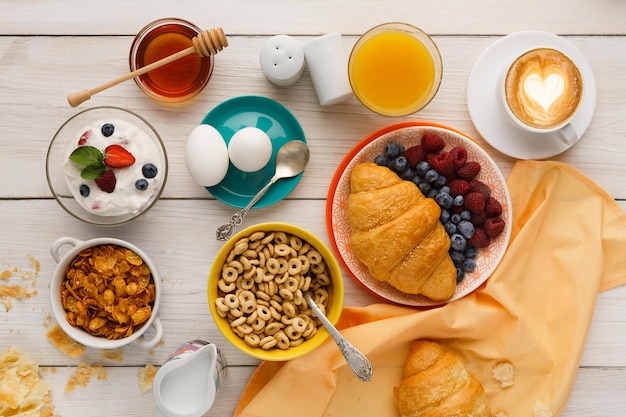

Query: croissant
left=394, top=340, right=492, bottom=417
left=346, top=162, right=456, bottom=300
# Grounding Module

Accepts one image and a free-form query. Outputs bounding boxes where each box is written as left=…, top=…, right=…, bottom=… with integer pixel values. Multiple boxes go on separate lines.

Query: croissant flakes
left=394, top=340, right=492, bottom=417
left=347, top=162, right=456, bottom=300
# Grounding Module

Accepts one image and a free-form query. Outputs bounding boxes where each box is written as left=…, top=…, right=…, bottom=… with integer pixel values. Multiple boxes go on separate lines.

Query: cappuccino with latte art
left=504, top=48, right=583, bottom=129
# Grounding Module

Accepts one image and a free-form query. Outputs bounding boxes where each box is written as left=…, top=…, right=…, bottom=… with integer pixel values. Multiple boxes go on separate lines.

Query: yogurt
left=63, top=118, right=164, bottom=216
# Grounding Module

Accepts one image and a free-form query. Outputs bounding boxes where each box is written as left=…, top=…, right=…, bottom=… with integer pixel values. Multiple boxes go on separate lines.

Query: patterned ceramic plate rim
left=325, top=122, right=512, bottom=307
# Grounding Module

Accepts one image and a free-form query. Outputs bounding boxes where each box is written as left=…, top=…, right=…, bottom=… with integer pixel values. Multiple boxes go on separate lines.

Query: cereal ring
left=242, top=249, right=258, bottom=259
left=238, top=290, right=255, bottom=304
left=284, top=276, right=299, bottom=293
left=237, top=323, right=253, bottom=334
left=260, top=336, right=277, bottom=350
left=229, top=306, right=244, bottom=318
left=315, top=273, right=331, bottom=286
left=266, top=280, right=278, bottom=296
left=261, top=232, right=275, bottom=245
left=240, top=276, right=255, bottom=289
left=218, top=279, right=236, bottom=293
left=302, top=276, right=312, bottom=292
left=222, top=261, right=239, bottom=284
left=293, top=289, right=304, bottom=306
left=275, top=272, right=289, bottom=284
left=250, top=231, right=265, bottom=242
left=303, top=322, right=317, bottom=339
left=290, top=338, right=304, bottom=347
left=242, top=300, right=256, bottom=314
left=228, top=260, right=244, bottom=274
left=244, top=333, right=260, bottom=347
left=274, top=232, right=288, bottom=244
left=224, top=294, right=240, bottom=309
left=298, top=242, right=311, bottom=256
left=287, top=258, right=303, bottom=276
left=245, top=310, right=258, bottom=324
left=307, top=250, right=323, bottom=265
left=274, top=244, right=291, bottom=257
left=215, top=297, right=230, bottom=313
left=251, top=317, right=266, bottom=333
left=269, top=306, right=282, bottom=321
left=230, top=316, right=246, bottom=328
left=275, top=331, right=290, bottom=349
left=257, top=304, right=271, bottom=321
left=233, top=240, right=249, bottom=255
left=297, top=255, right=310, bottom=273
left=276, top=258, right=288, bottom=274
left=256, top=290, right=270, bottom=302
left=311, top=262, right=326, bottom=274
left=279, top=287, right=294, bottom=301
left=266, top=258, right=281, bottom=275
left=265, top=322, right=282, bottom=336
left=289, top=235, right=303, bottom=251
left=240, top=256, right=252, bottom=271
left=285, top=325, right=301, bottom=340
left=269, top=299, right=283, bottom=312
left=258, top=251, right=266, bottom=268
left=314, top=288, right=329, bottom=305
left=282, top=301, right=297, bottom=318
left=292, top=317, right=307, bottom=333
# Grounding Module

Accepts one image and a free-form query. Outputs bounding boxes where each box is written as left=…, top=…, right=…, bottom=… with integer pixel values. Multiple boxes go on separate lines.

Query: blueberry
left=465, top=247, right=478, bottom=258
left=427, top=189, right=438, bottom=199
left=456, top=267, right=465, bottom=283
left=384, top=142, right=404, bottom=159
left=450, top=213, right=462, bottom=224
left=399, top=168, right=417, bottom=181
left=416, top=161, right=431, bottom=176
left=434, top=191, right=451, bottom=209
left=142, top=163, right=158, bottom=178
left=444, top=221, right=457, bottom=236
left=462, top=258, right=477, bottom=272
left=391, top=156, right=409, bottom=173
left=374, top=154, right=389, bottom=167
left=418, top=182, right=431, bottom=195
left=450, top=233, right=467, bottom=251
left=440, top=209, right=450, bottom=223
left=460, top=210, right=472, bottom=221
left=425, top=169, right=439, bottom=183
left=457, top=220, right=475, bottom=239
left=135, top=179, right=149, bottom=191
left=411, top=176, right=422, bottom=187
left=79, top=184, right=90, bottom=197
left=453, top=195, right=464, bottom=207
left=450, top=249, right=464, bottom=265
left=434, top=175, right=447, bottom=188
left=101, top=123, right=115, bottom=137
left=440, top=185, right=451, bottom=195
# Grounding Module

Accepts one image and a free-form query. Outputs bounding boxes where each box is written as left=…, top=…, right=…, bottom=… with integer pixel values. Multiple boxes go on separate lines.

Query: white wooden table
left=1, top=1, right=625, bottom=416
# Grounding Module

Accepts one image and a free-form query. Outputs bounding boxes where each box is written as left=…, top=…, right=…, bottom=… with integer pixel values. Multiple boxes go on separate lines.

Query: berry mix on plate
left=373, top=132, right=507, bottom=283
left=64, top=120, right=163, bottom=216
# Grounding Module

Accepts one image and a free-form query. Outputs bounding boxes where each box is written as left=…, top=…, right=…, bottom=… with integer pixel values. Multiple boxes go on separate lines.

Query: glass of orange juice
left=348, top=22, right=443, bottom=117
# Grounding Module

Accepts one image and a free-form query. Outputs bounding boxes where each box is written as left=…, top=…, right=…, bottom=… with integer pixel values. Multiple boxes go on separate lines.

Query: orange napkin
left=234, top=160, right=626, bottom=417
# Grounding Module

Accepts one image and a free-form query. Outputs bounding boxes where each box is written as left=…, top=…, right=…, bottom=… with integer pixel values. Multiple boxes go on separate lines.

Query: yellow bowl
left=208, top=222, right=344, bottom=361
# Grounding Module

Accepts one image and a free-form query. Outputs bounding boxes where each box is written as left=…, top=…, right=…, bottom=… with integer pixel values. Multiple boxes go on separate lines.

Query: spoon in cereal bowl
left=304, top=293, right=373, bottom=382
left=216, top=140, right=310, bottom=240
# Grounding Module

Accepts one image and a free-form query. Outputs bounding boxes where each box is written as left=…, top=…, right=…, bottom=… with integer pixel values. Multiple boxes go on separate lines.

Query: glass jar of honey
left=129, top=18, right=214, bottom=103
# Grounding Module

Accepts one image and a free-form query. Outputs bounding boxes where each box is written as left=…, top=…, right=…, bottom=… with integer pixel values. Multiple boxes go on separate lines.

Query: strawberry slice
left=104, top=145, right=135, bottom=168
left=95, top=170, right=116, bottom=193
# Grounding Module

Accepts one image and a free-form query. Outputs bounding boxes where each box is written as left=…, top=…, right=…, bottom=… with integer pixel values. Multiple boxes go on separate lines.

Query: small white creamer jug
left=153, top=340, right=226, bottom=417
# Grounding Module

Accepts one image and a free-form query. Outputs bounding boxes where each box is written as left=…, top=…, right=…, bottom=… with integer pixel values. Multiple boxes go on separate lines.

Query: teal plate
left=201, top=96, right=307, bottom=209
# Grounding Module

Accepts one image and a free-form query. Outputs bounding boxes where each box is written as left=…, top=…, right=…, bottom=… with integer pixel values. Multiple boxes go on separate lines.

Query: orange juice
left=349, top=24, right=441, bottom=116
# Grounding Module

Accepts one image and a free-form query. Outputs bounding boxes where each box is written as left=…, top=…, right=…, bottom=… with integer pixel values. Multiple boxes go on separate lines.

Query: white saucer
left=467, top=31, right=596, bottom=160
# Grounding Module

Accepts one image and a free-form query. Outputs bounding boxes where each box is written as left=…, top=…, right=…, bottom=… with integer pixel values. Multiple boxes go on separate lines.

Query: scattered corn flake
left=0, top=346, right=56, bottom=417
left=100, top=348, right=123, bottom=362
left=46, top=324, right=85, bottom=358
left=533, top=400, right=553, bottom=417
left=1, top=269, right=12, bottom=280
left=137, top=364, right=158, bottom=394
left=65, top=362, right=107, bottom=394
left=492, top=361, right=515, bottom=388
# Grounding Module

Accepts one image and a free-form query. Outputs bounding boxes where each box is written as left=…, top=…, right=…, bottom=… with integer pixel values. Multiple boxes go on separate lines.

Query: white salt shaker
left=260, top=35, right=305, bottom=87
left=303, top=33, right=353, bottom=106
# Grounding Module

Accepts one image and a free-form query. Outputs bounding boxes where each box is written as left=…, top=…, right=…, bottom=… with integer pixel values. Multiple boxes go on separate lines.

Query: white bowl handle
left=50, top=237, right=82, bottom=263
left=134, top=317, right=163, bottom=349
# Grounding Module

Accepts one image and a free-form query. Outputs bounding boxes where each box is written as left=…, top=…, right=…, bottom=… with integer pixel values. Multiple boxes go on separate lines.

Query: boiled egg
left=185, top=124, right=229, bottom=187
left=228, top=127, right=273, bottom=172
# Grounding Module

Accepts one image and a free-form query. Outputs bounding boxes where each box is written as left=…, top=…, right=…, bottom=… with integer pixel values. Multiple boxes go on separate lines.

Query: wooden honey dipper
left=67, top=27, right=228, bottom=107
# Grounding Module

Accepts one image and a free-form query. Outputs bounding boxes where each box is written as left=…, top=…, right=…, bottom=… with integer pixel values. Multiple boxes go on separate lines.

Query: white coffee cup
left=499, top=46, right=585, bottom=145
left=50, top=236, right=163, bottom=349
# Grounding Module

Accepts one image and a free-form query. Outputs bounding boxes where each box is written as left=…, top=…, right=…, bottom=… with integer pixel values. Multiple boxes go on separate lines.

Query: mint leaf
left=69, top=146, right=103, bottom=167
left=81, top=164, right=106, bottom=180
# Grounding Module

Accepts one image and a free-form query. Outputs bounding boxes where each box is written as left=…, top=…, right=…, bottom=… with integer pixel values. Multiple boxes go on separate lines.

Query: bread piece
left=347, top=163, right=456, bottom=300
left=394, top=340, right=492, bottom=417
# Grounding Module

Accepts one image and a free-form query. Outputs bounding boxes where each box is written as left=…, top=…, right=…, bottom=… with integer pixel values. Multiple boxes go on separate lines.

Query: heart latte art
left=505, top=48, right=583, bottom=129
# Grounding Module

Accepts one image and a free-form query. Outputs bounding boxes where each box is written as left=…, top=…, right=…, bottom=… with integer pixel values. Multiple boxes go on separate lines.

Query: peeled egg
left=228, top=127, right=273, bottom=172
left=185, top=124, right=229, bottom=187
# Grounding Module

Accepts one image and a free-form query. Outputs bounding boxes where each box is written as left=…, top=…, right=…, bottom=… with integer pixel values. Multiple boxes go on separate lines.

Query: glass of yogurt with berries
left=47, top=107, right=168, bottom=226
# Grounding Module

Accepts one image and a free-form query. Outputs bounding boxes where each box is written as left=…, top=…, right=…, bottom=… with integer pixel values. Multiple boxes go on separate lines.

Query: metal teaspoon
left=304, top=294, right=373, bottom=382
left=216, top=140, right=310, bottom=240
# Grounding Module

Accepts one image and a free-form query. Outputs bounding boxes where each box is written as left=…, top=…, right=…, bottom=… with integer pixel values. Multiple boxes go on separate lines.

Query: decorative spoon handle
left=305, top=294, right=373, bottom=382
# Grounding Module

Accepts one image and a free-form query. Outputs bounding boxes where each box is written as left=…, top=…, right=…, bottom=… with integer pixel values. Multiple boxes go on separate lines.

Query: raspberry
left=426, top=151, right=455, bottom=175
left=404, top=145, right=426, bottom=167
left=78, top=130, right=91, bottom=146
left=463, top=192, right=486, bottom=214
left=421, top=132, right=445, bottom=153
left=95, top=170, right=116, bottom=193
left=456, top=161, right=481, bottom=181
left=468, top=228, right=490, bottom=248
left=485, top=197, right=503, bottom=217
left=468, top=180, right=491, bottom=199
left=450, top=146, right=468, bottom=168
left=485, top=217, right=506, bottom=238
left=470, top=211, right=488, bottom=227
left=449, top=179, right=470, bottom=196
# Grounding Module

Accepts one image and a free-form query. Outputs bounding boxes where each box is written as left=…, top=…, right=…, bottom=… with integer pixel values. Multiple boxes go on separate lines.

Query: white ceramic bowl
left=50, top=236, right=163, bottom=349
